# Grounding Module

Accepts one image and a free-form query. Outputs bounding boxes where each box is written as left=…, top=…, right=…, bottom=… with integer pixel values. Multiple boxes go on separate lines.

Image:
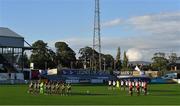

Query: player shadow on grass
left=153, top=93, right=180, bottom=96
left=71, top=92, right=110, bottom=96
left=150, top=90, right=180, bottom=96
left=151, top=89, right=179, bottom=92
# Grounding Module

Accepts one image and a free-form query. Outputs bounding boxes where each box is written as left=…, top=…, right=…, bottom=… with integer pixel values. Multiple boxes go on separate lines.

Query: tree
left=169, top=53, right=177, bottom=64
left=115, top=47, right=122, bottom=71
left=104, top=54, right=114, bottom=69
left=46, top=49, right=57, bottom=68
left=30, top=40, right=56, bottom=69
left=122, top=51, right=129, bottom=71
left=55, top=42, right=76, bottom=68
left=152, top=52, right=168, bottom=71
left=79, top=46, right=94, bottom=60
left=78, top=46, right=99, bottom=69
left=103, top=54, right=114, bottom=74
left=78, top=46, right=115, bottom=71
left=17, top=53, right=30, bottom=68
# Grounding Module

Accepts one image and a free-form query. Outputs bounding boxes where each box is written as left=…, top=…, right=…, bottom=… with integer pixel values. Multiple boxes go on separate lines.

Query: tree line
left=22, top=40, right=178, bottom=72
left=23, top=40, right=129, bottom=72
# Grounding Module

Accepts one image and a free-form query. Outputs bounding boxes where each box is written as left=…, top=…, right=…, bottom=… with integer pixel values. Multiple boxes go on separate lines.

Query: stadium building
left=0, top=27, right=32, bottom=83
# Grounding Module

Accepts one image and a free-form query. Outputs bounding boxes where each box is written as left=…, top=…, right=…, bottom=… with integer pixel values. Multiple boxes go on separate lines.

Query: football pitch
left=0, top=84, right=180, bottom=105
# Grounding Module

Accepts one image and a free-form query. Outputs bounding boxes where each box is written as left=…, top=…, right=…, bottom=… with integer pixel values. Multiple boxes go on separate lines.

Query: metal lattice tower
left=93, top=0, right=102, bottom=71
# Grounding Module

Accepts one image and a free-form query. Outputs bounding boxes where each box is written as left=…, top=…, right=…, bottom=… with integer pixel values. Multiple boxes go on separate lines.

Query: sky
left=0, top=0, right=180, bottom=61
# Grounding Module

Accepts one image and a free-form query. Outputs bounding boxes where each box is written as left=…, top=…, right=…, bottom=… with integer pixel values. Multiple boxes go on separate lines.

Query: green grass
left=0, top=84, right=180, bottom=105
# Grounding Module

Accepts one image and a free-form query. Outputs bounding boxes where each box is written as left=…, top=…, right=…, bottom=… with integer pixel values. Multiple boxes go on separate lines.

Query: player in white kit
left=108, top=80, right=112, bottom=90
left=113, top=80, right=116, bottom=90
left=120, top=80, right=124, bottom=91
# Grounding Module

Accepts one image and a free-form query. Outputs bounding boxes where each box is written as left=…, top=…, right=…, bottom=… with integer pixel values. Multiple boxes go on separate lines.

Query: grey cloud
left=102, top=18, right=123, bottom=27
left=128, top=12, right=180, bottom=38
left=48, top=11, right=180, bottom=61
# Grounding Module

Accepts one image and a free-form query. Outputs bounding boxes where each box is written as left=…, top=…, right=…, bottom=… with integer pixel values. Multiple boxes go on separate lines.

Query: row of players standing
left=108, top=80, right=148, bottom=96
left=28, top=80, right=71, bottom=95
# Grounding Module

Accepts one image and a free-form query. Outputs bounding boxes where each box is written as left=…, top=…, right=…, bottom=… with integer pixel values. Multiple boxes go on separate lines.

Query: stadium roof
left=0, top=27, right=23, bottom=38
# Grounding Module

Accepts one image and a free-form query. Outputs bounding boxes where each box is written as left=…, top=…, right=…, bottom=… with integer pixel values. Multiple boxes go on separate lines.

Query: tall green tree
left=103, top=54, right=114, bottom=74
left=30, top=40, right=56, bottom=69
left=46, top=48, right=57, bottom=68
left=78, top=46, right=115, bottom=71
left=104, top=54, right=114, bottom=69
left=169, top=53, right=177, bottom=64
left=17, top=53, right=30, bottom=68
left=78, top=46, right=98, bottom=69
left=115, top=47, right=122, bottom=71
left=122, top=51, right=129, bottom=71
left=79, top=46, right=95, bottom=60
left=152, top=52, right=168, bottom=71
left=55, top=42, right=76, bottom=68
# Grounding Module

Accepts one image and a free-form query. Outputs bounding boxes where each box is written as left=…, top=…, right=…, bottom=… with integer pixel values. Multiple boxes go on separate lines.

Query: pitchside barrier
left=65, top=79, right=104, bottom=84
left=0, top=73, right=25, bottom=84
left=122, top=70, right=180, bottom=78
left=162, top=70, right=180, bottom=75
left=0, top=80, right=26, bottom=84
left=132, top=71, right=161, bottom=78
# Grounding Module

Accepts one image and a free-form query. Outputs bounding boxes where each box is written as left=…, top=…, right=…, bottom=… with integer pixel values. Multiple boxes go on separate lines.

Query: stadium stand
left=0, top=54, right=17, bottom=73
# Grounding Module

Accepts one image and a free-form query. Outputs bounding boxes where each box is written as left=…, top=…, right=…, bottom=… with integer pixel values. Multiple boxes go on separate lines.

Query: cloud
left=102, top=18, right=123, bottom=27
left=102, top=12, right=180, bottom=51
left=102, top=12, right=180, bottom=39
left=128, top=12, right=180, bottom=39
left=126, top=48, right=142, bottom=61
left=47, top=11, right=180, bottom=61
